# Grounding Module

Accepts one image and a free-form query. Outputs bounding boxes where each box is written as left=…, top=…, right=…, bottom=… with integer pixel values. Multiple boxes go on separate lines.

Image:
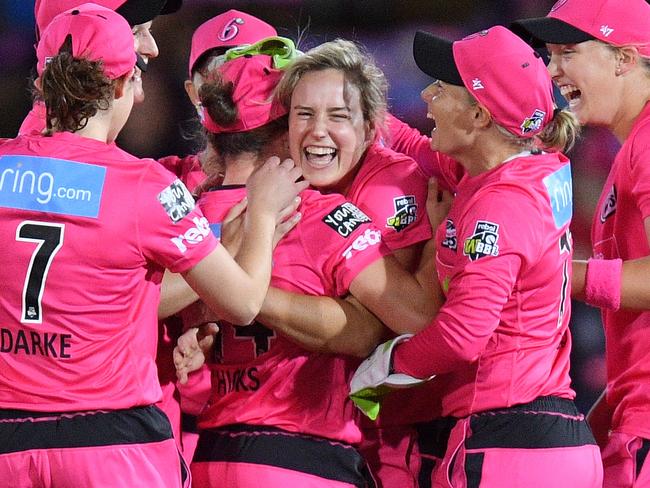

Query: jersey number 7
left=16, top=221, right=65, bottom=324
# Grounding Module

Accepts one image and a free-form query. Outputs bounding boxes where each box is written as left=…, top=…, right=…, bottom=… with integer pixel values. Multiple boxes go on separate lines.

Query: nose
left=546, top=53, right=560, bottom=80
left=420, top=86, right=432, bottom=104
left=135, top=29, right=160, bottom=61
left=310, top=113, right=328, bottom=138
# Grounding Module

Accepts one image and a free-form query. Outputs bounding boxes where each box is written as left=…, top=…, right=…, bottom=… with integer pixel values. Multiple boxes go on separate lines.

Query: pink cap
left=201, top=54, right=287, bottom=134
left=37, top=3, right=136, bottom=80
left=413, top=26, right=554, bottom=138
left=511, top=0, right=650, bottom=57
left=188, top=9, right=277, bottom=76
left=35, top=0, right=182, bottom=37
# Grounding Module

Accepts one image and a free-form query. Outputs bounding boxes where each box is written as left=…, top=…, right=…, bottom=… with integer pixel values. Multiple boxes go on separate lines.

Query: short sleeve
left=136, top=165, right=217, bottom=273
left=629, top=124, right=650, bottom=220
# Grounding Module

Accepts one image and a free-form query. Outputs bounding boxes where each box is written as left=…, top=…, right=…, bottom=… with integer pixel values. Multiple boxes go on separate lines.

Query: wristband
left=584, top=258, right=622, bottom=311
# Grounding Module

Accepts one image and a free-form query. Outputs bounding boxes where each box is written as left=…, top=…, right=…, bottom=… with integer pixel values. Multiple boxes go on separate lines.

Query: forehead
left=292, top=68, right=362, bottom=106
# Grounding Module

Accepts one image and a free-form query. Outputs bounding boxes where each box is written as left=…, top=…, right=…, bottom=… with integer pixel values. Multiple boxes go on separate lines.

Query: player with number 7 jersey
left=0, top=6, right=306, bottom=488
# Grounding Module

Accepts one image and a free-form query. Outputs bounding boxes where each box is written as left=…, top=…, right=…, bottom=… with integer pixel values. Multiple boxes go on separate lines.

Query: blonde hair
left=275, top=39, right=388, bottom=130
left=466, top=90, right=580, bottom=152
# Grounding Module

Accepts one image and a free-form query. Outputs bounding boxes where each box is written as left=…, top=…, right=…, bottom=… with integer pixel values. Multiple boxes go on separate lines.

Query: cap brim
left=117, top=0, right=181, bottom=26
left=510, top=17, right=594, bottom=47
left=413, top=31, right=463, bottom=86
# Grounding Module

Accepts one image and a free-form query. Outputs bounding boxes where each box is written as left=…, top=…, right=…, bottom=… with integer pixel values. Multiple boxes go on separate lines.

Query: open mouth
left=427, top=112, right=437, bottom=132
left=304, top=146, right=337, bottom=167
left=560, top=84, right=581, bottom=107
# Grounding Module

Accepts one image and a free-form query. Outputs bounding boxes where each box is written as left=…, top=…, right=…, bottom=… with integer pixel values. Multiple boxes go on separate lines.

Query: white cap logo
left=550, top=0, right=568, bottom=12
left=472, top=78, right=484, bottom=90
left=600, top=25, right=614, bottom=37
left=219, top=17, right=245, bottom=42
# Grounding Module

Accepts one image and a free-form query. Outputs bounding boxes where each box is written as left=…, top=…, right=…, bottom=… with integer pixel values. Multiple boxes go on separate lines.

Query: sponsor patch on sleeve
left=158, top=179, right=195, bottom=223
left=463, top=220, right=499, bottom=261
left=386, top=195, right=418, bottom=232
left=441, top=218, right=457, bottom=251
left=322, top=202, right=372, bottom=237
left=543, top=163, right=572, bottom=228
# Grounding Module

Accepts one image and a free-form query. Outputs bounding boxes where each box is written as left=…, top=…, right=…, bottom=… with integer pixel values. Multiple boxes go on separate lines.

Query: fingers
left=223, top=196, right=247, bottom=223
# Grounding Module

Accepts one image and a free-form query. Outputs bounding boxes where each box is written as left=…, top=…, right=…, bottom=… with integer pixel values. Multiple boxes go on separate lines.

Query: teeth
left=560, top=84, right=581, bottom=101
left=305, top=146, right=336, bottom=156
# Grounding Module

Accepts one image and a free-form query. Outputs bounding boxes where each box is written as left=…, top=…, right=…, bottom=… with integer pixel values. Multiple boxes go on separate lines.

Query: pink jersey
left=197, top=186, right=390, bottom=445
left=345, top=142, right=432, bottom=252
left=0, top=131, right=217, bottom=412
left=591, top=102, right=650, bottom=439
left=18, top=102, right=46, bottom=136
left=393, top=151, right=576, bottom=417
left=158, top=154, right=207, bottom=194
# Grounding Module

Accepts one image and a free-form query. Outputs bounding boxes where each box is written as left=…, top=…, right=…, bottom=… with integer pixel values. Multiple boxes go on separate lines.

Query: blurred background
left=0, top=0, right=614, bottom=413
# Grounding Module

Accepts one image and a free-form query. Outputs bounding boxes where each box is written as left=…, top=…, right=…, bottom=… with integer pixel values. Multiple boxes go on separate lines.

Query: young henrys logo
left=323, top=202, right=371, bottom=237
left=600, top=185, right=616, bottom=223
left=158, top=179, right=195, bottom=223
left=463, top=220, right=499, bottom=261
left=386, top=195, right=417, bottom=232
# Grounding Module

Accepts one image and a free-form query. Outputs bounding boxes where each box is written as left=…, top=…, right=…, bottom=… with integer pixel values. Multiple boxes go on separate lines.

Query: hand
left=273, top=197, right=302, bottom=248
left=246, top=157, right=309, bottom=218
left=173, top=323, right=219, bottom=384
left=426, top=178, right=453, bottom=229
left=349, top=335, right=433, bottom=420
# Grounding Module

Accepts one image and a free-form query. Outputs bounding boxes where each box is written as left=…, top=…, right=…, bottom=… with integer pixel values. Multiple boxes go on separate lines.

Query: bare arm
left=258, top=290, right=387, bottom=358
left=158, top=271, right=199, bottom=320
left=182, top=158, right=308, bottom=325
left=574, top=217, right=650, bottom=310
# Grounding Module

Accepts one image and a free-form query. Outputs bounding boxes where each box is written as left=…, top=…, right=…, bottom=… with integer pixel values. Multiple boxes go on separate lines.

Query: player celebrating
left=0, top=5, right=305, bottom=487
left=512, top=0, right=650, bottom=485
left=19, top=0, right=181, bottom=135
left=351, top=25, right=602, bottom=486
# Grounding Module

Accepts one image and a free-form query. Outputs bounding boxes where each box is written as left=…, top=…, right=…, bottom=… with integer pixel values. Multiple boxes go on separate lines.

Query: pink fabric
left=197, top=187, right=389, bottom=445
left=358, top=424, right=420, bottom=488
left=0, top=132, right=217, bottom=412
left=430, top=417, right=602, bottom=488
left=548, top=0, right=650, bottom=57
left=602, top=432, right=650, bottom=488
left=201, top=55, right=287, bottom=134
left=346, top=143, right=432, bottom=252
left=35, top=0, right=125, bottom=35
left=591, top=102, right=650, bottom=440
left=0, top=438, right=187, bottom=488
left=188, top=10, right=276, bottom=75
left=394, top=151, right=576, bottom=417
left=192, top=461, right=358, bottom=488
left=585, top=258, right=623, bottom=310
left=453, top=26, right=554, bottom=138
left=18, top=103, right=46, bottom=136
left=36, top=4, right=136, bottom=79
left=157, top=154, right=207, bottom=193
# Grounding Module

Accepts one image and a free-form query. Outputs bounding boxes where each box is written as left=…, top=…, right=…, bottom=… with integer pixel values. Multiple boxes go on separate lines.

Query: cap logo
left=219, top=17, right=245, bottom=42
left=472, top=78, right=484, bottom=90
left=600, top=25, right=614, bottom=37
left=550, top=0, right=568, bottom=12
left=520, top=109, right=546, bottom=134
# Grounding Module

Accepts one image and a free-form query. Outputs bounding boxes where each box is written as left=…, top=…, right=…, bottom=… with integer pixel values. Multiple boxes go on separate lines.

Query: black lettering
left=14, top=330, right=30, bottom=355
left=1, top=329, right=12, bottom=352
left=60, top=334, right=72, bottom=359
left=247, top=367, right=260, bottom=391
left=44, top=333, right=57, bottom=357
left=233, top=369, right=248, bottom=392
left=30, top=331, right=44, bottom=355
left=215, top=370, right=227, bottom=397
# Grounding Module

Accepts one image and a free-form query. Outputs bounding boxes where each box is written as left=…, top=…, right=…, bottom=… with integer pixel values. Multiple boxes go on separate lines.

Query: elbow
left=220, top=300, right=262, bottom=326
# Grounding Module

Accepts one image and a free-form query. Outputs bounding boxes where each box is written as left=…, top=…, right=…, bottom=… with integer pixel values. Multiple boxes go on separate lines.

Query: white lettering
left=171, top=217, right=211, bottom=253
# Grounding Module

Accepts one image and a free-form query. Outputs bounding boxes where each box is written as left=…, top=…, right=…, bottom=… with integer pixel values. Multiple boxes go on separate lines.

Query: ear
left=616, top=46, right=639, bottom=75
left=114, top=68, right=135, bottom=99
left=472, top=103, right=492, bottom=130
left=184, top=79, right=200, bottom=105
left=34, top=76, right=42, bottom=91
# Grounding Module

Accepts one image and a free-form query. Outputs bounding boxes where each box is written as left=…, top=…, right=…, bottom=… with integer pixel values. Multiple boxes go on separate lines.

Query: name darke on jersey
left=0, top=328, right=72, bottom=358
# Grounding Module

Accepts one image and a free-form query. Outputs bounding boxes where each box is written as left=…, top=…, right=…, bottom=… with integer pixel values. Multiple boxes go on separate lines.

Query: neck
left=69, top=108, right=116, bottom=143
left=221, top=152, right=261, bottom=186
left=454, top=129, right=526, bottom=177
left=610, top=74, right=650, bottom=142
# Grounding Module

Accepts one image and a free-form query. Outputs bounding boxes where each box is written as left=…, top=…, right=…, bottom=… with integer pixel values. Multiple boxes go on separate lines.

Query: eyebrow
left=292, top=105, right=350, bottom=112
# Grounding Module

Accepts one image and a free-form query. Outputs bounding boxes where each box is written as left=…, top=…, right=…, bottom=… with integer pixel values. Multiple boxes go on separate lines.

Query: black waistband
left=475, top=395, right=580, bottom=417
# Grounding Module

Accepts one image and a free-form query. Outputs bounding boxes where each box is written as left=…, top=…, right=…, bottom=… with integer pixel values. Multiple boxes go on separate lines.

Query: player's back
left=0, top=132, right=212, bottom=412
